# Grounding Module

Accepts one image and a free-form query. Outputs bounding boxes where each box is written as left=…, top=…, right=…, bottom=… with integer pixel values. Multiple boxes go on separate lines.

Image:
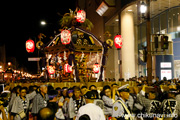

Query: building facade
left=78, top=0, right=180, bottom=81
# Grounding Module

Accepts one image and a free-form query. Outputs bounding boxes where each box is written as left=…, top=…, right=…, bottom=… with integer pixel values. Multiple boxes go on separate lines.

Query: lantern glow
left=8, top=62, right=12, bottom=66
left=61, top=30, right=71, bottom=45
left=47, top=66, right=55, bottom=74
left=93, top=63, right=100, bottom=73
left=64, top=63, right=72, bottom=73
left=26, top=39, right=35, bottom=53
left=76, top=10, right=86, bottom=23
left=114, top=35, right=122, bottom=49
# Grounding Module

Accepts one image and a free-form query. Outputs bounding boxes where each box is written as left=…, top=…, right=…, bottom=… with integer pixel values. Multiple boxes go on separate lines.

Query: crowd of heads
left=0, top=76, right=180, bottom=120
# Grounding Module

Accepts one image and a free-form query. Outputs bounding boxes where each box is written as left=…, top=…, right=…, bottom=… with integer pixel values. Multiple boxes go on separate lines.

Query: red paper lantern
left=93, top=63, right=100, bottom=73
left=26, top=39, right=35, bottom=53
left=47, top=66, right=55, bottom=74
left=61, top=30, right=71, bottom=45
left=64, top=63, right=72, bottom=73
left=114, top=35, right=123, bottom=49
left=76, top=10, right=86, bottom=23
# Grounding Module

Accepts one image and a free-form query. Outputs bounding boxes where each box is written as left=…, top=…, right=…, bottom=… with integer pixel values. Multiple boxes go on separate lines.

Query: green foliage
left=81, top=19, right=94, bottom=31
left=60, top=9, right=94, bottom=31
left=60, top=14, right=74, bottom=28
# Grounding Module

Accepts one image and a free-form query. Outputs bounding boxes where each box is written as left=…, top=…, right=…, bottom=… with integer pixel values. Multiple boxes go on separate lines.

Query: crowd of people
left=0, top=77, right=180, bottom=120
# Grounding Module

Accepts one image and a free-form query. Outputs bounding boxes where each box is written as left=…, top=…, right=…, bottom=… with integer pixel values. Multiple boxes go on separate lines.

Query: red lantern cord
left=26, top=39, right=35, bottom=53
left=114, top=35, right=123, bottom=49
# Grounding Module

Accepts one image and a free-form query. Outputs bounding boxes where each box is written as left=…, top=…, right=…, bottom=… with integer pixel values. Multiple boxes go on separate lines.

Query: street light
left=8, top=62, right=12, bottom=66
left=41, top=21, right=46, bottom=25
left=140, top=1, right=147, bottom=14
left=140, top=0, right=152, bottom=84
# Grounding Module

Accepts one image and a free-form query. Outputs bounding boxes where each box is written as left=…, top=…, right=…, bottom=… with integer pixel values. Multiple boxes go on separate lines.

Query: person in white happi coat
left=67, top=87, right=86, bottom=120
left=31, top=85, right=49, bottom=120
left=11, top=87, right=36, bottom=120
left=101, top=85, right=118, bottom=119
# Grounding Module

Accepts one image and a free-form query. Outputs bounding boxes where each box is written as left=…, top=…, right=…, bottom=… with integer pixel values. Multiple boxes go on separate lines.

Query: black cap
left=117, top=84, right=130, bottom=93
left=81, top=86, right=87, bottom=89
left=118, top=88, right=130, bottom=93
left=84, top=91, right=96, bottom=99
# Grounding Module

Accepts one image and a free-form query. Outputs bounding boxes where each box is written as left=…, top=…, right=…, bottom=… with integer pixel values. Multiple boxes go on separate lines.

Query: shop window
left=168, top=7, right=179, bottom=33
left=104, top=15, right=120, bottom=79
left=178, top=7, right=180, bottom=31
left=153, top=16, right=160, bottom=34
left=160, top=12, right=167, bottom=34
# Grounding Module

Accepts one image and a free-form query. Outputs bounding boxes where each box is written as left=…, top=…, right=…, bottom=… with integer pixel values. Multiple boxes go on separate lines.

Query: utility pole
left=146, top=0, right=152, bottom=85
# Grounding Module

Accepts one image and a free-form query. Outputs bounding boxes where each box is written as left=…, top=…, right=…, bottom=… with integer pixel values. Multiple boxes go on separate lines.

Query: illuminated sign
left=28, top=57, right=41, bottom=61
left=96, top=1, right=108, bottom=16
left=160, top=62, right=171, bottom=68
left=161, top=69, right=172, bottom=80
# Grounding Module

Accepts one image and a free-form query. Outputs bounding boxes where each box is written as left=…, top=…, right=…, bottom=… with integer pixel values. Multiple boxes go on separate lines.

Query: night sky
left=2, top=1, right=76, bottom=73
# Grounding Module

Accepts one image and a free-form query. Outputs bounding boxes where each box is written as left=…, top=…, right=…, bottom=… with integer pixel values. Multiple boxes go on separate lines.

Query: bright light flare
left=41, top=21, right=46, bottom=25
left=140, top=2, right=147, bottom=14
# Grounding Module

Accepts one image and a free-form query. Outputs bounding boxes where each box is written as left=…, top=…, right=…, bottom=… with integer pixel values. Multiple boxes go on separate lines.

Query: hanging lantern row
left=64, top=63, right=72, bottom=73
left=76, top=10, right=86, bottom=23
left=26, top=39, right=35, bottom=53
left=114, top=35, right=123, bottom=49
left=93, top=63, right=100, bottom=73
left=47, top=65, right=55, bottom=74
